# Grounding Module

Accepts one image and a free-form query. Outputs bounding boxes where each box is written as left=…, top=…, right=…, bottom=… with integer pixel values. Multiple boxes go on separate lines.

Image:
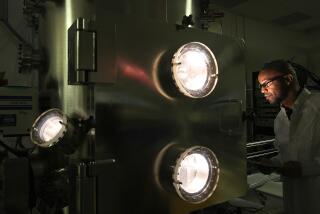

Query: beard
left=265, top=94, right=280, bottom=104
left=265, top=86, right=289, bottom=105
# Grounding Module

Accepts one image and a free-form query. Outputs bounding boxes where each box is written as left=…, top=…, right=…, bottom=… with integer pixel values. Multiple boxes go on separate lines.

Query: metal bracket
left=69, top=159, right=115, bottom=214
left=68, top=18, right=96, bottom=85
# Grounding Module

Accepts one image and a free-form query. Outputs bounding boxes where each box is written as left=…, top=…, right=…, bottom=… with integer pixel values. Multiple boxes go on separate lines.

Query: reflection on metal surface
left=31, top=108, right=67, bottom=148
left=171, top=42, right=218, bottom=98
left=65, top=0, right=73, bottom=28
left=173, top=146, right=219, bottom=203
left=154, top=142, right=177, bottom=192
left=152, top=51, right=175, bottom=100
left=118, top=59, right=154, bottom=89
left=186, top=0, right=192, bottom=16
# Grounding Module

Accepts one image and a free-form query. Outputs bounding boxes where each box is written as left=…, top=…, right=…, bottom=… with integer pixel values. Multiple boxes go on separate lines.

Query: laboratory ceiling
left=212, top=0, right=320, bottom=33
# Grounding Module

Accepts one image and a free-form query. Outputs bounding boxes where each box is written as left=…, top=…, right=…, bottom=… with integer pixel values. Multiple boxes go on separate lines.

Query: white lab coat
left=273, top=88, right=320, bottom=214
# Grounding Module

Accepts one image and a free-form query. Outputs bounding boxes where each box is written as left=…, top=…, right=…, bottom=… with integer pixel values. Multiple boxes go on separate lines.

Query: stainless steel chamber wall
left=93, top=10, right=247, bottom=214
left=39, top=0, right=247, bottom=213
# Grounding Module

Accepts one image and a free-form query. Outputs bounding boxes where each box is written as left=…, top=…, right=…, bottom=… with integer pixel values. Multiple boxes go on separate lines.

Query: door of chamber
left=93, top=11, right=247, bottom=214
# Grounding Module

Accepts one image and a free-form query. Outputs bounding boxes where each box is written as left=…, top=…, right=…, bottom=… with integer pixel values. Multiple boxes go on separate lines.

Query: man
left=257, top=59, right=320, bottom=214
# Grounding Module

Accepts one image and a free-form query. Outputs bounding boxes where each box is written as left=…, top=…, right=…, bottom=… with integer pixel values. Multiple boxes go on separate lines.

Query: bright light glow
left=176, top=51, right=208, bottom=91
left=177, top=153, right=210, bottom=193
left=186, top=0, right=192, bottom=16
left=172, top=42, right=218, bottom=98
left=64, top=0, right=73, bottom=113
left=152, top=51, right=174, bottom=100
left=39, top=116, right=64, bottom=142
left=31, top=109, right=67, bottom=148
left=173, top=146, right=219, bottom=203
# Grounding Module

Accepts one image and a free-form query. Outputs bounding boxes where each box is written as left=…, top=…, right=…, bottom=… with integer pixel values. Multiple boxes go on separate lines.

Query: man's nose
left=260, top=86, right=267, bottom=94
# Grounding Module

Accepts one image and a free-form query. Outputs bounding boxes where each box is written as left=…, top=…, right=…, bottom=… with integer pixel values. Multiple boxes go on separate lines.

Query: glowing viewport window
left=39, top=116, right=64, bottom=142
left=171, top=42, right=218, bottom=98
left=31, top=109, right=67, bottom=148
left=173, top=146, right=219, bottom=203
left=177, top=153, right=210, bottom=193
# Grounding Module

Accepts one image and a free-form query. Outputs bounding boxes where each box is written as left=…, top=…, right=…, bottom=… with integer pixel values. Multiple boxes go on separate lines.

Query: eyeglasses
left=259, top=74, right=288, bottom=89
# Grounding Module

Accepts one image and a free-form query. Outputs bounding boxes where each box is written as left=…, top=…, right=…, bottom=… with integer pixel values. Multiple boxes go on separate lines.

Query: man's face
left=258, top=69, right=289, bottom=104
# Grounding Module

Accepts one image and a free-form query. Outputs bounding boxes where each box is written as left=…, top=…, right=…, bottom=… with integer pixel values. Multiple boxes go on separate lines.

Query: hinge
left=68, top=18, right=96, bottom=85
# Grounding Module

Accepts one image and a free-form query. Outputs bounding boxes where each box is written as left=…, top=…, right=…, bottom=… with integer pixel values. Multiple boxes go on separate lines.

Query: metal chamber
left=39, top=0, right=247, bottom=213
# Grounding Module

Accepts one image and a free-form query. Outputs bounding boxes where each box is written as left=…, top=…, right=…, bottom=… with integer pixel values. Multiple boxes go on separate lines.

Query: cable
left=0, top=138, right=28, bottom=157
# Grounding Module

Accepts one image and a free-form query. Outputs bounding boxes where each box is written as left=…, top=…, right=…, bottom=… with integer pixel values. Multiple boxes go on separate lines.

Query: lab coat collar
left=279, top=88, right=310, bottom=119
left=292, top=88, right=311, bottom=112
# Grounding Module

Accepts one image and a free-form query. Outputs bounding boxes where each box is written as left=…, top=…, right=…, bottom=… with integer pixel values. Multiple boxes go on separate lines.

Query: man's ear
left=285, top=74, right=294, bottom=85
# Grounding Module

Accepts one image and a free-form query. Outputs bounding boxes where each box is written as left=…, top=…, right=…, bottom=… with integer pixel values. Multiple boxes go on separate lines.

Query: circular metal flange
left=171, top=42, right=218, bottom=98
left=172, top=146, right=220, bottom=203
left=30, top=108, right=67, bottom=148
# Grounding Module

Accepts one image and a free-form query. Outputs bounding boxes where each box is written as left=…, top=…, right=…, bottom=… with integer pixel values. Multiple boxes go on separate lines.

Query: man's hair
left=262, top=59, right=295, bottom=75
left=262, top=59, right=299, bottom=84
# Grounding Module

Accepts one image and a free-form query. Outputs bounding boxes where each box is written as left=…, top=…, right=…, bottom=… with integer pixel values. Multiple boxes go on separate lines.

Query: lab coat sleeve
left=271, top=139, right=282, bottom=167
left=271, top=115, right=283, bottom=167
left=301, top=112, right=320, bottom=177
